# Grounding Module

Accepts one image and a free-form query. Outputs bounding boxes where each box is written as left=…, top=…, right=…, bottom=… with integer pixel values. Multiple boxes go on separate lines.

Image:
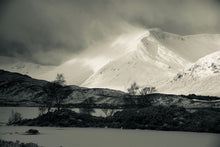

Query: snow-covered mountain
left=37, top=59, right=94, bottom=85
left=82, top=29, right=220, bottom=91
left=149, top=29, right=220, bottom=62
left=0, top=56, right=55, bottom=79
left=1, top=28, right=220, bottom=96
left=1, top=69, right=219, bottom=108
left=159, top=51, right=220, bottom=96
left=0, top=56, right=93, bottom=85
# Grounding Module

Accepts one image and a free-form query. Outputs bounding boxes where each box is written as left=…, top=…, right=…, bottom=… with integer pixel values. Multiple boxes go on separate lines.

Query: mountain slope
left=0, top=69, right=48, bottom=105
left=0, top=70, right=219, bottom=108
left=149, top=29, right=220, bottom=62
left=0, top=70, right=126, bottom=106
left=82, top=29, right=189, bottom=90
left=37, top=59, right=94, bottom=85
left=82, top=29, right=220, bottom=91
left=1, top=29, right=220, bottom=90
left=0, top=56, right=54, bottom=79
left=159, top=51, right=220, bottom=96
left=0, top=56, right=94, bottom=85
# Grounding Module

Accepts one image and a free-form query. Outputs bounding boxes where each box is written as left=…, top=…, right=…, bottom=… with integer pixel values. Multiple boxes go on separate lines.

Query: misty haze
left=0, top=0, right=220, bottom=147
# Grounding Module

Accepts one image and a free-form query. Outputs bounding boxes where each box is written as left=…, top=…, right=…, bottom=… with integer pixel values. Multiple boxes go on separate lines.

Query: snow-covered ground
left=82, top=29, right=191, bottom=91
left=149, top=29, right=220, bottom=62
left=0, top=126, right=219, bottom=147
left=159, top=51, right=220, bottom=96
left=0, top=56, right=55, bottom=80
left=82, top=29, right=220, bottom=93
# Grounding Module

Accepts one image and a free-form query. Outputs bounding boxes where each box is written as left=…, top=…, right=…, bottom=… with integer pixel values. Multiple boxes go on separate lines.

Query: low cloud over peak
left=1, top=0, right=220, bottom=65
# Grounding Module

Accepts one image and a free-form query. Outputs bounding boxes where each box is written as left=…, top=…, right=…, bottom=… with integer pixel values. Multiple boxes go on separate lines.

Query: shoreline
left=9, top=106, right=220, bottom=134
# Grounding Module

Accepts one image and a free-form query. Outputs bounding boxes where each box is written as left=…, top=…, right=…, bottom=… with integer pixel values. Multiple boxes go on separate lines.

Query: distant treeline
left=1, top=93, right=220, bottom=108
left=0, top=140, right=40, bottom=147
left=11, top=105, right=220, bottom=133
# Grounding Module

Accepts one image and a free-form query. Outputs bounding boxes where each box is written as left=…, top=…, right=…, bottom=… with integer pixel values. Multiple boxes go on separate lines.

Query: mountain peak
left=82, top=29, right=191, bottom=91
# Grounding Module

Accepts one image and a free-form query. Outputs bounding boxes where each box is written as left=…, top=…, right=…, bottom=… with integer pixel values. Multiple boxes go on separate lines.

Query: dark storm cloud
left=113, top=0, right=220, bottom=35
left=0, top=0, right=123, bottom=65
left=1, top=0, right=220, bottom=65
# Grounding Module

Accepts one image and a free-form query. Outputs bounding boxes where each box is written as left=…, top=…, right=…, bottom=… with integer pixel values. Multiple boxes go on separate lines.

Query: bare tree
left=42, top=82, right=62, bottom=111
left=41, top=74, right=71, bottom=111
left=140, top=87, right=157, bottom=95
left=127, top=82, right=139, bottom=95
left=54, top=73, right=66, bottom=86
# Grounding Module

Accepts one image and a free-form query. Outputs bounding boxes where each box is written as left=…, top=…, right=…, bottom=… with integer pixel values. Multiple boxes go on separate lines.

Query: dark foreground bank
left=10, top=106, right=220, bottom=133
left=0, top=139, right=41, bottom=147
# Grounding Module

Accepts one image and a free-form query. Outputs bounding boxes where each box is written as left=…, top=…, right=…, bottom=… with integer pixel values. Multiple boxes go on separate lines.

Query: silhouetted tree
left=54, top=73, right=66, bottom=86
left=127, top=82, right=139, bottom=95
left=41, top=74, right=71, bottom=111
left=140, top=87, right=157, bottom=95
left=42, top=82, right=62, bottom=111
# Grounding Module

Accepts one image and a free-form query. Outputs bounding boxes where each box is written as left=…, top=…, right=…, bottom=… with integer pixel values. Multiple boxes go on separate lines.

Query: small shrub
left=25, top=129, right=39, bottom=135
left=0, top=139, right=40, bottom=147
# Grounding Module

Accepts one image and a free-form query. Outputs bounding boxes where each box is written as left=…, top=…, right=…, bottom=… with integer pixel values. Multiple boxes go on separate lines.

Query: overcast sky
left=1, top=0, right=220, bottom=66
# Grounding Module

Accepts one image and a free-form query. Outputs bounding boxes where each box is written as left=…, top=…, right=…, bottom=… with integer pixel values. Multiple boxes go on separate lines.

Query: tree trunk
left=48, top=107, right=51, bottom=112
left=57, top=105, right=60, bottom=111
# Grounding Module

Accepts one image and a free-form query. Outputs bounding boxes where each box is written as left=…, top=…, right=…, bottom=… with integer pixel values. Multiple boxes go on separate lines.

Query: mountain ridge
left=1, top=29, right=220, bottom=96
left=159, top=51, right=220, bottom=96
left=82, top=29, right=220, bottom=91
left=0, top=69, right=220, bottom=109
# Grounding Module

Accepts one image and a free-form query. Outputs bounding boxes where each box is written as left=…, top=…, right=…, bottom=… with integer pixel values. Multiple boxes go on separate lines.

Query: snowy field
left=0, top=126, right=220, bottom=147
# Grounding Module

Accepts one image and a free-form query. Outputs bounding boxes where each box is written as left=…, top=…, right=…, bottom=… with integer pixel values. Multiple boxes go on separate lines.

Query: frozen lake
left=0, top=126, right=219, bottom=147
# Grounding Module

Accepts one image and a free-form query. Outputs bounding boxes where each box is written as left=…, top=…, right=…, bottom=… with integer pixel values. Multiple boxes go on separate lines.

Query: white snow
left=0, top=56, right=55, bottom=79
left=82, top=29, right=220, bottom=95
left=82, top=29, right=191, bottom=91
left=0, top=126, right=219, bottom=147
left=1, top=28, right=220, bottom=96
left=159, top=51, right=220, bottom=96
